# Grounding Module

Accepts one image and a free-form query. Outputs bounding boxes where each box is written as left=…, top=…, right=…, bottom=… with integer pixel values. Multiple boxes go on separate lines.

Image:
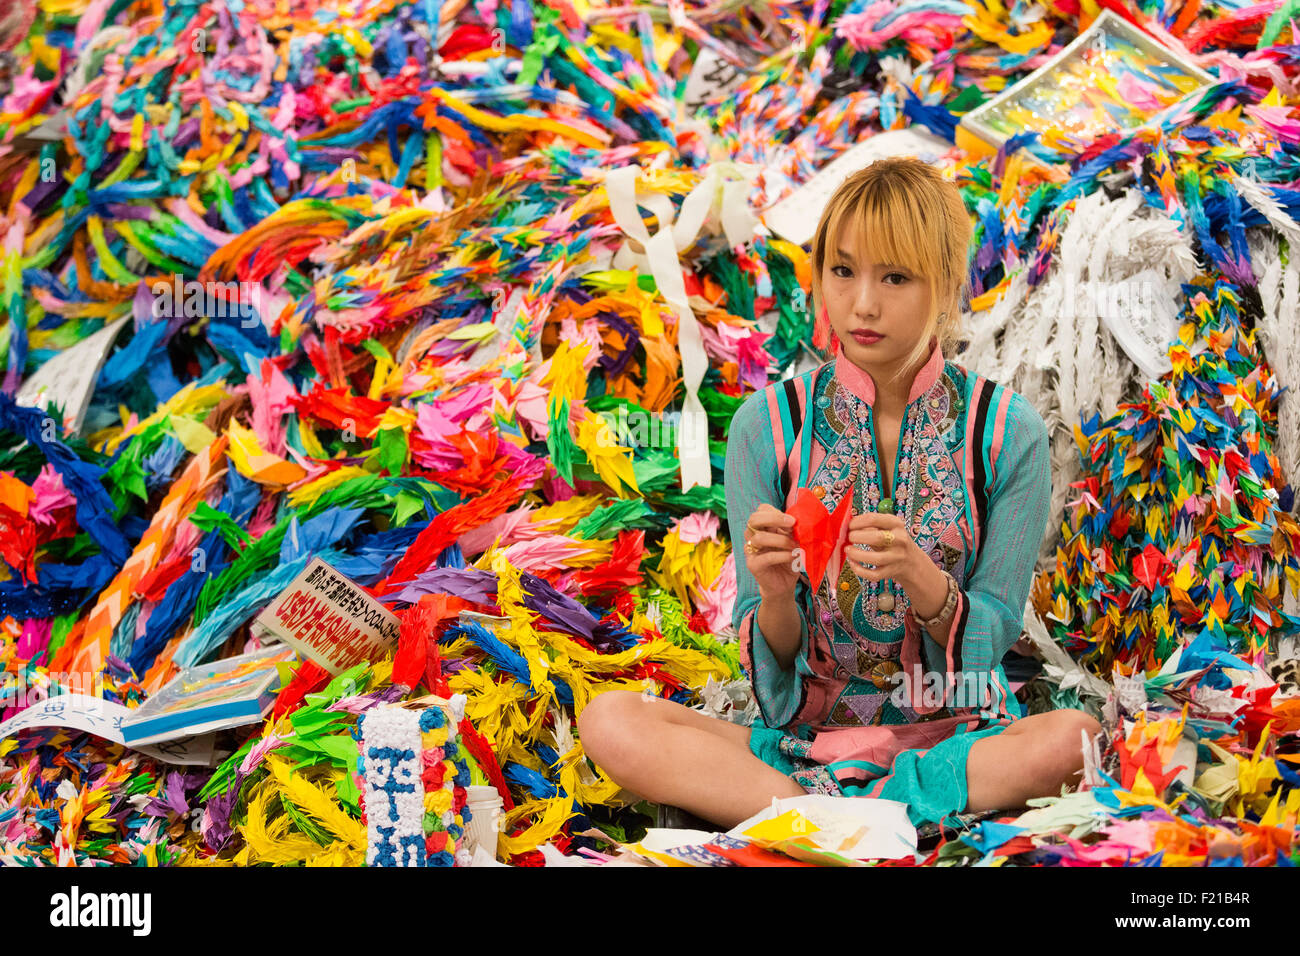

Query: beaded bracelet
left=913, top=570, right=958, bottom=630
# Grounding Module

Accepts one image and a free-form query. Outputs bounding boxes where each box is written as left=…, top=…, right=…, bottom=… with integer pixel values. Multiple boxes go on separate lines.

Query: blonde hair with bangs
left=809, top=157, right=973, bottom=384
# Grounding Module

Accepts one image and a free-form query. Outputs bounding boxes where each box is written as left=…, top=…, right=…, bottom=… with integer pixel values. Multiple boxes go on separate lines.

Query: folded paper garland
left=355, top=697, right=470, bottom=867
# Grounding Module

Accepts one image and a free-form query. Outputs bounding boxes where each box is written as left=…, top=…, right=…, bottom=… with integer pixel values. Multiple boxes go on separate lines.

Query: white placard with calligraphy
left=252, top=557, right=401, bottom=675
left=682, top=46, right=748, bottom=117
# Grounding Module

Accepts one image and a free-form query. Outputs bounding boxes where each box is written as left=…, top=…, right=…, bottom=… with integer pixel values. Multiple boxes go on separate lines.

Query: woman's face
left=821, top=231, right=933, bottom=380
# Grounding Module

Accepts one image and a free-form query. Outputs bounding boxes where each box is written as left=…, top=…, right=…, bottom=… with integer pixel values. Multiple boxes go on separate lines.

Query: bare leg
left=577, top=691, right=806, bottom=829
left=964, top=709, right=1102, bottom=813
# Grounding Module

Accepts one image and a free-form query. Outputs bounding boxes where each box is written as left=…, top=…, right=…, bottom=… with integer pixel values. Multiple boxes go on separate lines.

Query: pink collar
left=832, top=337, right=944, bottom=407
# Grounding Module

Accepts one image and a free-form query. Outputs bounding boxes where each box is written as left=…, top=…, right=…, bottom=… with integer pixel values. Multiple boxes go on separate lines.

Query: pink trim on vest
left=785, top=375, right=811, bottom=490
left=989, top=386, right=1013, bottom=487
left=963, top=374, right=985, bottom=553
left=832, top=336, right=944, bottom=407
left=763, top=386, right=784, bottom=451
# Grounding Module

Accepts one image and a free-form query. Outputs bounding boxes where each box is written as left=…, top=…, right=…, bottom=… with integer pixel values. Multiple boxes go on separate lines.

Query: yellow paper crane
left=573, top=412, right=639, bottom=498
left=227, top=419, right=308, bottom=488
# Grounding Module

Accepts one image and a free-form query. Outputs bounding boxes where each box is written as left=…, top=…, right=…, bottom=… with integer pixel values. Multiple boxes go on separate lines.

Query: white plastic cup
left=464, top=785, right=504, bottom=860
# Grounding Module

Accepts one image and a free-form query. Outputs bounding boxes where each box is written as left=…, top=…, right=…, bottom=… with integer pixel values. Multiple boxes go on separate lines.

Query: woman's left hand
left=844, top=512, right=928, bottom=589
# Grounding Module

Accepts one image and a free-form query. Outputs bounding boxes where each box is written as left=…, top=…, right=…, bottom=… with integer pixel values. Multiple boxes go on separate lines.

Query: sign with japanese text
left=252, top=557, right=401, bottom=675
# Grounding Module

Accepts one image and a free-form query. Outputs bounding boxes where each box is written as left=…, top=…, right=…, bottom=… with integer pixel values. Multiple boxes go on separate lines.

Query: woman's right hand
left=743, top=504, right=799, bottom=598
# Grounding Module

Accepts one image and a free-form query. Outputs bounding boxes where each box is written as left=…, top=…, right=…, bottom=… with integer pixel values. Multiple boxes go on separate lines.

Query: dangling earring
left=938, top=311, right=948, bottom=325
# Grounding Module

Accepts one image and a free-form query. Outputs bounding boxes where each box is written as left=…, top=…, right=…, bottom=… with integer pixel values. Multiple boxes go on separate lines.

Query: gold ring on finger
left=745, top=542, right=759, bottom=555
left=882, top=530, right=894, bottom=550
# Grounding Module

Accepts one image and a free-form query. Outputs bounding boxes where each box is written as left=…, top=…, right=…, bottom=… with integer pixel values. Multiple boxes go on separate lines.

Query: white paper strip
left=604, top=162, right=760, bottom=490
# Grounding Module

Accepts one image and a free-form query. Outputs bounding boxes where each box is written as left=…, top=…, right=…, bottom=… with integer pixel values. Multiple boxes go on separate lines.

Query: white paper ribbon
left=604, top=162, right=760, bottom=490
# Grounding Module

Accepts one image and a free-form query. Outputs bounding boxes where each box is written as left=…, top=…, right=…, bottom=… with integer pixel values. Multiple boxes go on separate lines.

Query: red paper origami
left=573, top=529, right=646, bottom=597
left=1132, top=544, right=1169, bottom=591
left=1116, top=733, right=1184, bottom=796
left=786, top=487, right=853, bottom=587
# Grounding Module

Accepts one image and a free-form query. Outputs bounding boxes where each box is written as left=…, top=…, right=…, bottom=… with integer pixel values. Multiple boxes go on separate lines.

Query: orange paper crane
left=64, top=436, right=229, bottom=677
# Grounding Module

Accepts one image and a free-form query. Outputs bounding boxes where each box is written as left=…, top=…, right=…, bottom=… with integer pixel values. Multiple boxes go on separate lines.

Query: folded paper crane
left=786, top=487, right=854, bottom=588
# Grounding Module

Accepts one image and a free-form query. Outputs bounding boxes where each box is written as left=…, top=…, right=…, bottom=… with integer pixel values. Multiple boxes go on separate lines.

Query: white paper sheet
left=252, top=557, right=400, bottom=675
left=16, top=317, right=130, bottom=434
left=0, top=692, right=216, bottom=765
left=637, top=827, right=722, bottom=852
left=728, top=793, right=917, bottom=860
left=762, top=127, right=954, bottom=247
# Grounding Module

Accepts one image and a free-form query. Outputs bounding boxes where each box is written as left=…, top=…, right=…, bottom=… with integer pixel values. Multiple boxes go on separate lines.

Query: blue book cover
left=121, top=643, right=297, bottom=745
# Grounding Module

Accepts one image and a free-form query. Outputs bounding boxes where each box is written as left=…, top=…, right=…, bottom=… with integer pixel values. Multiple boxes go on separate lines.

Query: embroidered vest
left=769, top=361, right=1005, bottom=583
left=759, top=359, right=1015, bottom=730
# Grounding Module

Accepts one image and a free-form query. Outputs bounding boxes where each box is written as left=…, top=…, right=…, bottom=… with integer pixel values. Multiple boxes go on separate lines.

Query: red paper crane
left=786, top=487, right=854, bottom=587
